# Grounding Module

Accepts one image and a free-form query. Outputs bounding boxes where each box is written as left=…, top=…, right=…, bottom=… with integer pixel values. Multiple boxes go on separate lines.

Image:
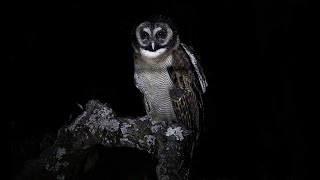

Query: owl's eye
left=141, top=31, right=149, bottom=39
left=156, top=30, right=166, bottom=39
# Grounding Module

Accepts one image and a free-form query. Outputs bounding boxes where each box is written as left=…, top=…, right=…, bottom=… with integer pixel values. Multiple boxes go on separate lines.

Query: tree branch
left=17, top=100, right=191, bottom=180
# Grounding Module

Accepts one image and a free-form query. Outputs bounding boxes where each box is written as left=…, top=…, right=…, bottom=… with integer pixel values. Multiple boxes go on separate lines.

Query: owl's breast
left=134, top=56, right=176, bottom=120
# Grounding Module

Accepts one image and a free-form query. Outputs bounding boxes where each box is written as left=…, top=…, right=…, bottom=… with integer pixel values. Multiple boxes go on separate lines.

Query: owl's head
left=132, top=16, right=180, bottom=58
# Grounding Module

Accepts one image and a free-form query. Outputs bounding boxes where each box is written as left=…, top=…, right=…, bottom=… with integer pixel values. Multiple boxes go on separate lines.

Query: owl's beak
left=151, top=42, right=155, bottom=51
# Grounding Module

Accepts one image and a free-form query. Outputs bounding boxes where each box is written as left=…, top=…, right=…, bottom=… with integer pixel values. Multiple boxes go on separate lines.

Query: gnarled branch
left=17, top=100, right=191, bottom=180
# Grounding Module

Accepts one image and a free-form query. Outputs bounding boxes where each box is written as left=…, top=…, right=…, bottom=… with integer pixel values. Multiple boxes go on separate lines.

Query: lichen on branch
left=17, top=100, right=191, bottom=180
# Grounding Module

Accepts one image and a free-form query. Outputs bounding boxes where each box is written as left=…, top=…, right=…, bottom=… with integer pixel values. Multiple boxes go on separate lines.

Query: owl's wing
left=168, top=43, right=207, bottom=136
left=167, top=43, right=207, bottom=166
left=180, top=43, right=208, bottom=94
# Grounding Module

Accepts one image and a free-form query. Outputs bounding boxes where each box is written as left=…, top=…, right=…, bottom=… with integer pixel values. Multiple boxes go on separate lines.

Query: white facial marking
left=140, top=48, right=167, bottom=58
left=153, top=27, right=162, bottom=35
left=136, top=24, right=151, bottom=47
left=157, top=24, right=173, bottom=46
left=143, top=27, right=151, bottom=35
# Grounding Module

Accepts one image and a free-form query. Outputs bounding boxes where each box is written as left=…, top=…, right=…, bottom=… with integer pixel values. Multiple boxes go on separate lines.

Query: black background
left=9, top=0, right=308, bottom=179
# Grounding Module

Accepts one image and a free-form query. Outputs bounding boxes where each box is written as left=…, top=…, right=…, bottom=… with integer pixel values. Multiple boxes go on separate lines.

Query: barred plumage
left=134, top=55, right=176, bottom=121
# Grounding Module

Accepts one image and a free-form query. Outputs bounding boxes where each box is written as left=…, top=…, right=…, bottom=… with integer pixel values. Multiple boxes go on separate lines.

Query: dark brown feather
left=167, top=44, right=206, bottom=171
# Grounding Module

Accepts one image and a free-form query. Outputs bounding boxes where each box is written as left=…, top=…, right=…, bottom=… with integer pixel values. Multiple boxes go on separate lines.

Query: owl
left=132, top=15, right=208, bottom=172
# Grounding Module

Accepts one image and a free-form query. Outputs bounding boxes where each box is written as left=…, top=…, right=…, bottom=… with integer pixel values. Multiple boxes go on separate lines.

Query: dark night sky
left=9, top=1, right=308, bottom=179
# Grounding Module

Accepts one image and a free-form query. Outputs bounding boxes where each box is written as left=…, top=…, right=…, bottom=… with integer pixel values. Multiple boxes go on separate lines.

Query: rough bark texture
left=17, top=100, right=191, bottom=180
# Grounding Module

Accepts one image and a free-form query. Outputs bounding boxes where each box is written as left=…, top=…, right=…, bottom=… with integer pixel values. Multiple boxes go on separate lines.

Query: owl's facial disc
left=153, top=23, right=173, bottom=47
left=136, top=22, right=173, bottom=57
